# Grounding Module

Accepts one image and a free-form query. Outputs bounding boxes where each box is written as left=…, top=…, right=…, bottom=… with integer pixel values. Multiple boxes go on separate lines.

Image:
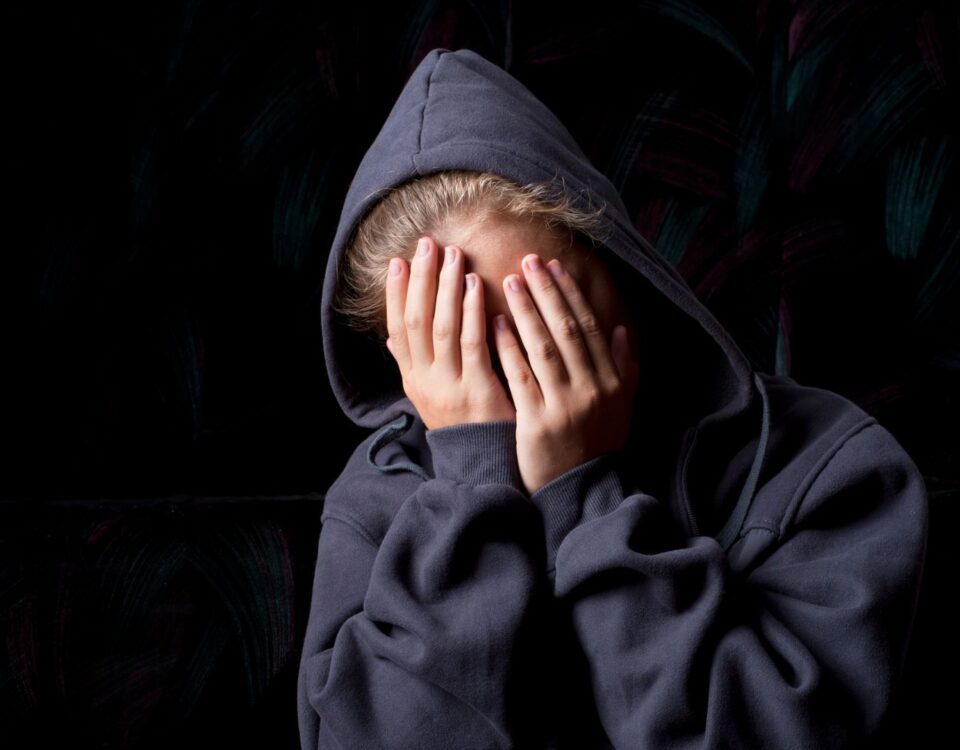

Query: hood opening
left=319, top=47, right=761, bottom=535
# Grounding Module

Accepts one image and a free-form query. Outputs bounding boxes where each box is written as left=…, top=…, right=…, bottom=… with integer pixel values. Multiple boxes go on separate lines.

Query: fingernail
left=547, top=260, right=565, bottom=278
left=466, top=273, right=476, bottom=290
left=417, top=238, right=429, bottom=256
left=495, top=315, right=508, bottom=331
left=507, top=276, right=522, bottom=292
left=445, top=245, right=456, bottom=265
left=525, top=255, right=542, bottom=272
left=390, top=258, right=401, bottom=276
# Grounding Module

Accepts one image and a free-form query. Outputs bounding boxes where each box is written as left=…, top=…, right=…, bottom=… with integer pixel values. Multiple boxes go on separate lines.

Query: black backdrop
left=3, top=1, right=958, bottom=747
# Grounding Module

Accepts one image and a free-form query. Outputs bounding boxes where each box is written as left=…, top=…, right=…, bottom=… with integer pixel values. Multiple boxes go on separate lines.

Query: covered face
left=425, top=211, right=640, bottom=393
left=320, top=46, right=759, bottom=483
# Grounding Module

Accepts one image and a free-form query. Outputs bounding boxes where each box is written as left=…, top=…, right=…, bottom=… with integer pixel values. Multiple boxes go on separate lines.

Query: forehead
left=437, top=212, right=591, bottom=276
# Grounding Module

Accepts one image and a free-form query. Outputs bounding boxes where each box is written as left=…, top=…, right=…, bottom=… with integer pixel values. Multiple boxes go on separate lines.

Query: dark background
left=2, top=1, right=957, bottom=747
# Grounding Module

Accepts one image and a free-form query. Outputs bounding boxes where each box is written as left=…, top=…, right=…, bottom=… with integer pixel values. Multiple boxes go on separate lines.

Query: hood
left=319, top=47, right=768, bottom=544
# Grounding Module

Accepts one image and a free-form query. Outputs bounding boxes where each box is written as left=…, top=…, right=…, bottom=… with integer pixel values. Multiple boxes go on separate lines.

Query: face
left=427, top=212, right=640, bottom=391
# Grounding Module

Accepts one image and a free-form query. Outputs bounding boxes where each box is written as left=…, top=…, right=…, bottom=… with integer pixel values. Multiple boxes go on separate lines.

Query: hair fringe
left=331, top=169, right=612, bottom=342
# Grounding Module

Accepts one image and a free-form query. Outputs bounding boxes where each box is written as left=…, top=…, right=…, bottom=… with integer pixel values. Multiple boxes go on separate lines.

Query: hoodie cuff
left=425, top=419, right=526, bottom=492
left=527, top=451, right=625, bottom=573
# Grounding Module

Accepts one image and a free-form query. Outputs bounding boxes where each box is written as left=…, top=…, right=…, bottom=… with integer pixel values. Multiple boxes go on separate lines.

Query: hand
left=384, top=235, right=517, bottom=431
left=493, top=254, right=641, bottom=496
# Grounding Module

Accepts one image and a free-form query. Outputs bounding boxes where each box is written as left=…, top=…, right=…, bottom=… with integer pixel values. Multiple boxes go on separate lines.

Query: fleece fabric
left=297, top=47, right=929, bottom=749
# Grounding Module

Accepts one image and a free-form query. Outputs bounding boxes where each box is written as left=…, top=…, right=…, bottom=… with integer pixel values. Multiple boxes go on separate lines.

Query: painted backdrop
left=3, top=1, right=957, bottom=747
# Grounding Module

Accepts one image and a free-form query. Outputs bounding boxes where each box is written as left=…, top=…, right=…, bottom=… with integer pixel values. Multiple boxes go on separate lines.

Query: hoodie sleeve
left=528, top=418, right=929, bottom=750
left=297, top=418, right=556, bottom=750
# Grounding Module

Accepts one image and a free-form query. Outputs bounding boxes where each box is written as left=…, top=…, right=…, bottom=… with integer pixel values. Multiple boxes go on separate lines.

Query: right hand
left=385, top=235, right=517, bottom=431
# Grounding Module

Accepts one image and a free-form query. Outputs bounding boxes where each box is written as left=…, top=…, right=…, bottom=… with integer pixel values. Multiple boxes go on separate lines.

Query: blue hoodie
left=297, top=47, right=929, bottom=749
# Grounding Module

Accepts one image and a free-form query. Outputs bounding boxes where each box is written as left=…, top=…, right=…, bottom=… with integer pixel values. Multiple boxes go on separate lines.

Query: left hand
left=493, top=253, right=641, bottom=496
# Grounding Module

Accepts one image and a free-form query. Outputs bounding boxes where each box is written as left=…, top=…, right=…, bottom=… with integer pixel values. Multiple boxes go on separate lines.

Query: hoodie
left=297, top=47, right=929, bottom=750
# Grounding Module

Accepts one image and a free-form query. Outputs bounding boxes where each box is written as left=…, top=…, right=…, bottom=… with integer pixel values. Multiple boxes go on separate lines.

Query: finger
left=405, top=236, right=439, bottom=366
left=492, top=313, right=543, bottom=413
left=433, top=244, right=465, bottom=376
left=520, top=253, right=595, bottom=382
left=459, top=272, right=498, bottom=380
left=545, top=258, right=621, bottom=385
left=502, top=272, right=568, bottom=397
left=385, top=256, right=411, bottom=374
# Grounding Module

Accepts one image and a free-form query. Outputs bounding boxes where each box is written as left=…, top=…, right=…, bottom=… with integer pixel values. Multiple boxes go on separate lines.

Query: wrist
left=425, top=419, right=526, bottom=491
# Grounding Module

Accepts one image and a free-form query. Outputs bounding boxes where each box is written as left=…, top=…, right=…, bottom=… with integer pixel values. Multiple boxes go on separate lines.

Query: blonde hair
left=331, top=169, right=613, bottom=342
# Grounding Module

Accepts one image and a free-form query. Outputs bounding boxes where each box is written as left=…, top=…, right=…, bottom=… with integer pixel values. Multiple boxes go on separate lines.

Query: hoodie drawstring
left=715, top=371, right=771, bottom=552
left=367, top=411, right=432, bottom=481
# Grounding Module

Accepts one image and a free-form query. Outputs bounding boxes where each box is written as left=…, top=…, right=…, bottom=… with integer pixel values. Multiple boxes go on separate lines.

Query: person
left=296, top=47, right=929, bottom=749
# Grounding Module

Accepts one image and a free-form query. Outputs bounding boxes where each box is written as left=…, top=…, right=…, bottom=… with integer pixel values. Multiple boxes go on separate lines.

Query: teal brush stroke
left=768, top=23, right=787, bottom=136
left=175, top=618, right=232, bottom=721
left=607, top=88, right=682, bottom=194
left=785, top=34, right=835, bottom=113
left=931, top=339, right=960, bottom=373
left=885, top=133, right=955, bottom=262
left=273, top=148, right=331, bottom=273
left=655, top=200, right=711, bottom=267
left=190, top=522, right=294, bottom=705
left=237, top=72, right=323, bottom=175
left=636, top=0, right=753, bottom=75
left=733, top=90, right=772, bottom=239
left=398, top=0, right=444, bottom=77
left=164, top=307, right=204, bottom=444
left=829, top=57, right=933, bottom=177
left=99, top=529, right=189, bottom=638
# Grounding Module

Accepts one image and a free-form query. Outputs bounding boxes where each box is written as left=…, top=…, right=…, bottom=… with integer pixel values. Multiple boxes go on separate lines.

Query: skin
left=384, top=213, right=643, bottom=495
left=430, top=213, right=641, bottom=392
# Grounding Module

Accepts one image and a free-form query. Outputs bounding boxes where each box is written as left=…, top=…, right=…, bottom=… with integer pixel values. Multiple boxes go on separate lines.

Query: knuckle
left=404, top=312, right=424, bottom=331
left=535, top=338, right=560, bottom=363
left=582, top=384, right=602, bottom=406
left=460, top=333, right=484, bottom=352
left=509, top=364, right=534, bottom=387
left=557, top=315, right=580, bottom=342
left=536, top=275, right=555, bottom=293
left=579, top=313, right=602, bottom=338
left=433, top=319, right=452, bottom=341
